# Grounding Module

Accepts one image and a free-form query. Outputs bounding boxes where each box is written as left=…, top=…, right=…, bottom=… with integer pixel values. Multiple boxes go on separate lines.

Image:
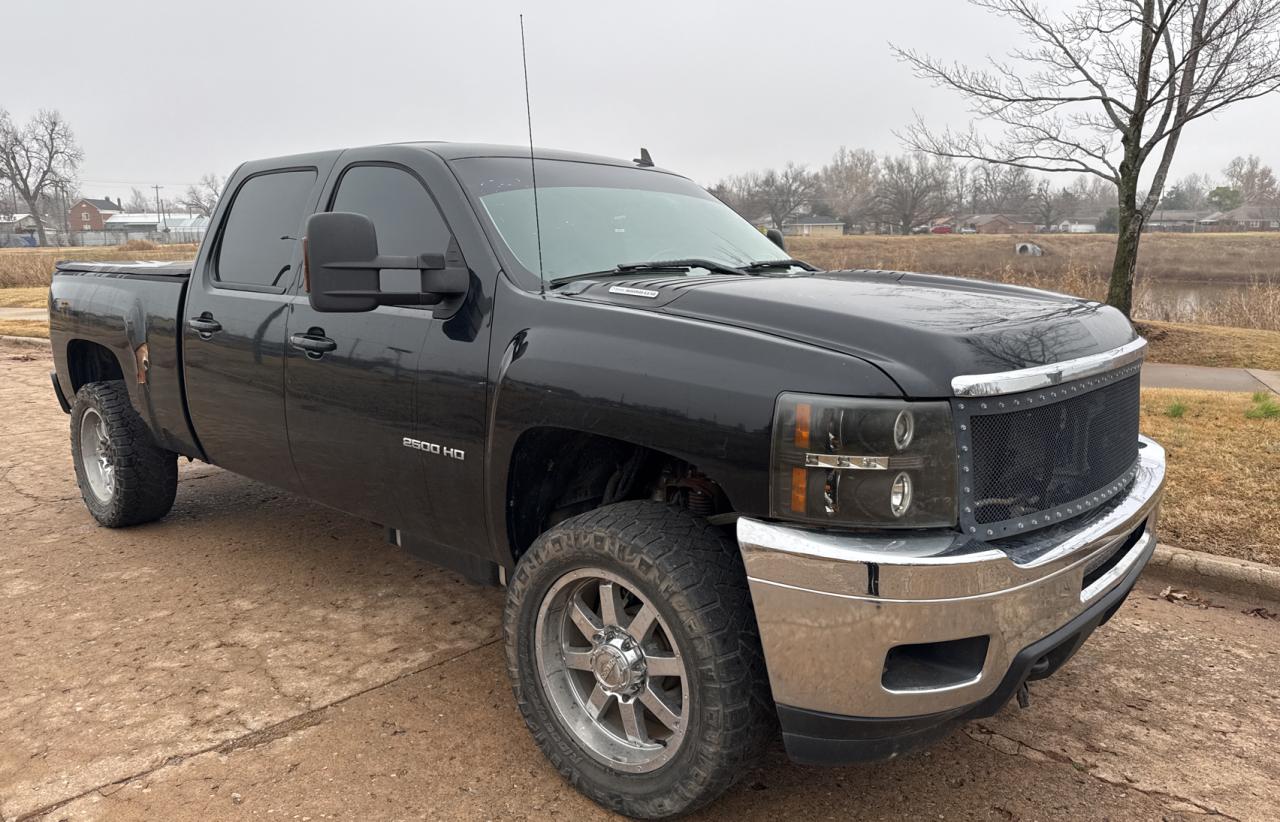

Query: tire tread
left=71, top=380, right=178, bottom=527
left=504, top=500, right=774, bottom=819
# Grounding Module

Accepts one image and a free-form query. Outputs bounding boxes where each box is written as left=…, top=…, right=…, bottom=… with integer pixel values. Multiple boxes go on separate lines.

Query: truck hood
left=562, top=270, right=1138, bottom=397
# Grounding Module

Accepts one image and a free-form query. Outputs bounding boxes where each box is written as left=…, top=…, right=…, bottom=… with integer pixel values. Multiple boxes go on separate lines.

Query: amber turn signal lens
left=790, top=467, right=807, bottom=512
left=794, top=403, right=811, bottom=448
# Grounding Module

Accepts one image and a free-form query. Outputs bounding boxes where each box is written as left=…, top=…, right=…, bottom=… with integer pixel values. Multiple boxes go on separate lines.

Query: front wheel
left=504, top=501, right=773, bottom=819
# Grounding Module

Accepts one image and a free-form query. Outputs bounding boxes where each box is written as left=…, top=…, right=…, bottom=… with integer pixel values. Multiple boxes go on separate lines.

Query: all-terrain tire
left=504, top=500, right=774, bottom=819
left=70, top=380, right=178, bottom=527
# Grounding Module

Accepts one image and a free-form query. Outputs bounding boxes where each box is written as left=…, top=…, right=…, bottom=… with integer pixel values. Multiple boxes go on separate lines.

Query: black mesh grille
left=963, top=373, right=1141, bottom=533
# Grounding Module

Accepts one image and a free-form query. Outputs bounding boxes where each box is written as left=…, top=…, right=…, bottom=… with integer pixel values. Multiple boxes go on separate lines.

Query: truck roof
left=245, top=142, right=680, bottom=176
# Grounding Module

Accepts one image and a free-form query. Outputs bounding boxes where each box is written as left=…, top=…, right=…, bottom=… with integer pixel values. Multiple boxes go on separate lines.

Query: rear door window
left=215, top=169, right=317, bottom=288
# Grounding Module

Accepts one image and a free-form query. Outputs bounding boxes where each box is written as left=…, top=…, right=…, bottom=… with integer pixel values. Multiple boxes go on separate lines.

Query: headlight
left=770, top=393, right=956, bottom=528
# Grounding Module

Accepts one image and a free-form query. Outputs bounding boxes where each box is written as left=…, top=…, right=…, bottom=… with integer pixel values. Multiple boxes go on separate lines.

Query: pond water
left=1133, top=280, right=1277, bottom=324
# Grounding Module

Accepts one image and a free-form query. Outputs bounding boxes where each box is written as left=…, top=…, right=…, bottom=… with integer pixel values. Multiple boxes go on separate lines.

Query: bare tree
left=973, top=164, right=1036, bottom=213
left=179, top=173, right=225, bottom=217
left=1033, top=179, right=1063, bottom=228
left=0, top=108, right=82, bottom=246
left=708, top=171, right=765, bottom=221
left=0, top=179, right=17, bottom=215
left=756, top=162, right=818, bottom=229
left=124, top=187, right=151, bottom=213
left=1223, top=155, right=1279, bottom=203
left=949, top=163, right=977, bottom=216
left=817, top=147, right=879, bottom=228
left=896, top=0, right=1280, bottom=316
left=1158, top=171, right=1214, bottom=208
left=873, top=153, right=953, bottom=234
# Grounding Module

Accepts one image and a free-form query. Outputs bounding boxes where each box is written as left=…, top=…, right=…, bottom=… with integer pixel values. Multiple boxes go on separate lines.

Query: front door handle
left=188, top=314, right=222, bottom=337
left=289, top=331, right=338, bottom=357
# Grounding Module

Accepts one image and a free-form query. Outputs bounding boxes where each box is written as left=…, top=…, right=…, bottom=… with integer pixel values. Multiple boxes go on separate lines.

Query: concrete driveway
left=2, top=340, right=1278, bottom=821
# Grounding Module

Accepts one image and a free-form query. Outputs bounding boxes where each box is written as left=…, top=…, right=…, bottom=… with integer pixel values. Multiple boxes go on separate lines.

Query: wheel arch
left=65, top=338, right=128, bottom=394
left=501, top=426, right=737, bottom=565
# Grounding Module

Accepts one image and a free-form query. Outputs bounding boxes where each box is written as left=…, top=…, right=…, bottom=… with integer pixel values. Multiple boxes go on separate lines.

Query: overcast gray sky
left=12, top=0, right=1280, bottom=200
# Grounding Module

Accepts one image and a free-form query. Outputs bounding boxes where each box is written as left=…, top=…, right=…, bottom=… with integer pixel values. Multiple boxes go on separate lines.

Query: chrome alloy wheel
left=535, top=568, right=690, bottom=773
left=79, top=407, right=115, bottom=503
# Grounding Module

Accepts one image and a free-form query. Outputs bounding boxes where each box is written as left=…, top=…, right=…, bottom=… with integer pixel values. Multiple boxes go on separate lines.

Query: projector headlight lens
left=770, top=394, right=955, bottom=528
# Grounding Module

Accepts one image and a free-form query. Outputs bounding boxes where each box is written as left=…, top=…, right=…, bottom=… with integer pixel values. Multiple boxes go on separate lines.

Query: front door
left=285, top=154, right=462, bottom=534
left=183, top=161, right=331, bottom=490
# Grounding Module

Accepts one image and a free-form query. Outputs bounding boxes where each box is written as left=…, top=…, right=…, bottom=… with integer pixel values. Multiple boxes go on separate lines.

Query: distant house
left=1214, top=205, right=1280, bottom=232
left=68, top=198, right=122, bottom=232
left=1053, top=218, right=1097, bottom=234
left=781, top=215, right=845, bottom=237
left=0, top=213, right=43, bottom=235
left=0, top=212, right=46, bottom=235
left=1146, top=209, right=1211, bottom=232
left=960, top=214, right=1036, bottom=234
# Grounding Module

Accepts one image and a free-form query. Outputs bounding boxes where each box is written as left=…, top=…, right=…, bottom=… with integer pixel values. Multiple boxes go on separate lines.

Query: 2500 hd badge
left=403, top=437, right=466, bottom=461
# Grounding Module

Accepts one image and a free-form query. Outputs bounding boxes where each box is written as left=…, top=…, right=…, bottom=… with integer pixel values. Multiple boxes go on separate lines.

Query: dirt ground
left=2, top=340, right=1278, bottom=822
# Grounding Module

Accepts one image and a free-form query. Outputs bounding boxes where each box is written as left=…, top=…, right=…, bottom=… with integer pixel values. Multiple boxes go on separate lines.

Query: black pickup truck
left=49, top=143, right=1165, bottom=819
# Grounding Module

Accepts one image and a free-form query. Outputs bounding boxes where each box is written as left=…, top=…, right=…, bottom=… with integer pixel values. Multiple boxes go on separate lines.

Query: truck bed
left=53, top=260, right=194, bottom=278
left=49, top=258, right=201, bottom=458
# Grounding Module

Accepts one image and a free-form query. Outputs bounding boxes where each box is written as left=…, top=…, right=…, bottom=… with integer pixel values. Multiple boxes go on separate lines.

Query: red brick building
left=67, top=198, right=123, bottom=232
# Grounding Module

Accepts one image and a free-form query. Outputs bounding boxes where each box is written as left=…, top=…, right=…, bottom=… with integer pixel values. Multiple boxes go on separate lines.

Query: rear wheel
left=504, top=501, right=773, bottom=819
left=70, top=380, right=178, bottom=527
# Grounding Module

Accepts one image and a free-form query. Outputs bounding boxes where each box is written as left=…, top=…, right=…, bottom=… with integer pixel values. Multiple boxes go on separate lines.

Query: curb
left=1149, top=543, right=1280, bottom=603
left=0, top=334, right=50, bottom=349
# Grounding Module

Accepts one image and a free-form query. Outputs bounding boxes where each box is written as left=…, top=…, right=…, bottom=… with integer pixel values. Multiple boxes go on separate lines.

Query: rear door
left=182, top=156, right=334, bottom=489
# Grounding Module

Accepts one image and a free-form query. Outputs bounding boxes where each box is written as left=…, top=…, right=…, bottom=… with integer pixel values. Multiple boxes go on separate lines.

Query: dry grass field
left=1138, top=320, right=1280, bottom=369
left=790, top=233, right=1280, bottom=331
left=0, top=319, right=48, bottom=338
left=0, top=287, right=47, bottom=308
left=0, top=317, right=48, bottom=335
left=788, top=232, right=1280, bottom=284
left=1140, top=388, right=1280, bottom=565
left=0, top=243, right=198, bottom=288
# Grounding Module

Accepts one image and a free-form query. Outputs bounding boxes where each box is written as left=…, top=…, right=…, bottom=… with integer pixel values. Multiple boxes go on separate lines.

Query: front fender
left=483, top=280, right=902, bottom=562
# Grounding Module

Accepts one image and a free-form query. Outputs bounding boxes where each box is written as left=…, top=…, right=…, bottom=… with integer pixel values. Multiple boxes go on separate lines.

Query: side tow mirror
left=766, top=227, right=787, bottom=251
left=304, top=211, right=469, bottom=317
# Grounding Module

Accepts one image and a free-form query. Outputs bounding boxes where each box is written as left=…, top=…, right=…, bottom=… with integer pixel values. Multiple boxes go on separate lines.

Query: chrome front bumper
left=738, top=435, right=1166, bottom=722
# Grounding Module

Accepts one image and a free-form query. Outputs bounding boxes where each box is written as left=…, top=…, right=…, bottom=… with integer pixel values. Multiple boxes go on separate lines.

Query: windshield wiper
left=740, top=258, right=819, bottom=272
left=550, top=258, right=746, bottom=288
left=615, top=258, right=748, bottom=277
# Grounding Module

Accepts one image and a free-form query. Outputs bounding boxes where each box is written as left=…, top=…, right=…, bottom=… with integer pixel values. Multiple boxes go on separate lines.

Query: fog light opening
left=882, top=635, right=991, bottom=692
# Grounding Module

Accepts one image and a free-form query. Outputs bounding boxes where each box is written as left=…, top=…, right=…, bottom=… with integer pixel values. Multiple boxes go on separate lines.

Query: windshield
left=452, top=157, right=788, bottom=282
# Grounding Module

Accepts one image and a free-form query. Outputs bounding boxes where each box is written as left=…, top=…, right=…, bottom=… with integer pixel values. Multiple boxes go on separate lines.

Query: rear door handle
left=188, top=315, right=222, bottom=336
left=289, top=332, right=338, bottom=357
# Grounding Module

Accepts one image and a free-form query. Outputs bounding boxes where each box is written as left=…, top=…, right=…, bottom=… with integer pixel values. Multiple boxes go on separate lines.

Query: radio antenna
left=520, top=14, right=546, bottom=292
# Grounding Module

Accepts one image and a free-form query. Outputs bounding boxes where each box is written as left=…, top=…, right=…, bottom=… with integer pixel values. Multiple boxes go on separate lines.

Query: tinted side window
left=331, top=165, right=454, bottom=294
left=215, top=170, right=316, bottom=288
left=332, top=163, right=452, bottom=249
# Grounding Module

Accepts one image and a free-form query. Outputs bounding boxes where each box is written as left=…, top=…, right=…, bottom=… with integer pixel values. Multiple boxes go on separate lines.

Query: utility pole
left=152, top=185, right=163, bottom=232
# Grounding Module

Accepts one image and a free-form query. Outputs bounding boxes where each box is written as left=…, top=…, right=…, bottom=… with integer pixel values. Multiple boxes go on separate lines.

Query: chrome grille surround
left=951, top=337, right=1146, bottom=397
left=954, top=359, right=1143, bottom=540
